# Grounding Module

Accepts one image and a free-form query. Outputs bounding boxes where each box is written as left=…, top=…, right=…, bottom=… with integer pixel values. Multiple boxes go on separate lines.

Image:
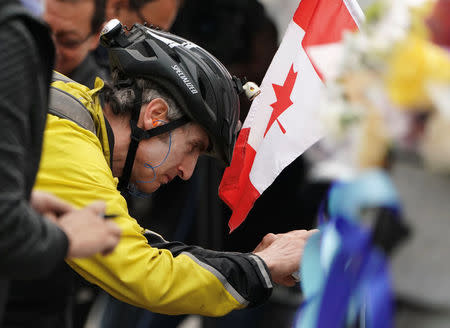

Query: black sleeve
left=144, top=230, right=273, bottom=307
left=0, top=19, right=68, bottom=279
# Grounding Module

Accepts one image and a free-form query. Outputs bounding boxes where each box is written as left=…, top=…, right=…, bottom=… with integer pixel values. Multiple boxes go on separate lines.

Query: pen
left=103, top=214, right=118, bottom=219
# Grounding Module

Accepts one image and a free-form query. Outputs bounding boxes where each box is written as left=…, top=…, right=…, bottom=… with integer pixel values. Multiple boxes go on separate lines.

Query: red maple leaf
left=264, top=64, right=298, bottom=137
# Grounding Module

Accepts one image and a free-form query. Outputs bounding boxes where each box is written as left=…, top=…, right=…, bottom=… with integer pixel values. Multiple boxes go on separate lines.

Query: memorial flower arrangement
left=295, top=2, right=449, bottom=326
left=318, top=0, right=450, bottom=173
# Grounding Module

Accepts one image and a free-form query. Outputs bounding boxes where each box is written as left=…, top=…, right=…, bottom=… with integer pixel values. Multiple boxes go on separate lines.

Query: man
left=44, top=0, right=108, bottom=88
left=106, top=0, right=181, bottom=30
left=0, top=0, right=121, bottom=325
left=42, top=1, right=182, bottom=325
left=34, top=20, right=316, bottom=316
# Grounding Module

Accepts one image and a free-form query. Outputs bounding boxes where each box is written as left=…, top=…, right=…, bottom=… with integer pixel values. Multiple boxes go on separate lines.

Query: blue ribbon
left=295, top=170, right=400, bottom=328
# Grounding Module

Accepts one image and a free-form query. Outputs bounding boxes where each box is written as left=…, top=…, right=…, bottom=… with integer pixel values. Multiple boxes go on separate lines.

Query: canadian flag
left=219, top=0, right=364, bottom=232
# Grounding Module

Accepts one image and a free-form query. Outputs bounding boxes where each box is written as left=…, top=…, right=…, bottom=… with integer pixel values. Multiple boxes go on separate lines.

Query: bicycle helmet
left=100, top=19, right=248, bottom=191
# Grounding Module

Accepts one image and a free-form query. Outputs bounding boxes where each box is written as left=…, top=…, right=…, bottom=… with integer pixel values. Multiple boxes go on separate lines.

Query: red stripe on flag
left=293, top=0, right=320, bottom=32
left=219, top=128, right=261, bottom=232
left=294, top=0, right=358, bottom=45
left=227, top=172, right=260, bottom=233
left=293, top=0, right=359, bottom=79
left=219, top=128, right=251, bottom=207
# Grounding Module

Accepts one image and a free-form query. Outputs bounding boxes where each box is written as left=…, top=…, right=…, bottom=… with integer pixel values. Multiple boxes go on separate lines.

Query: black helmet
left=100, top=19, right=243, bottom=166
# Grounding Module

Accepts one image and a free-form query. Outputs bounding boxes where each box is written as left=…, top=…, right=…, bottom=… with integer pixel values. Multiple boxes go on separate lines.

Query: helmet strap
left=117, top=84, right=189, bottom=193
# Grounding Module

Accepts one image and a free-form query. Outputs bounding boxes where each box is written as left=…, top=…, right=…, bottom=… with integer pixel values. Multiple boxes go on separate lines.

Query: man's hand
left=57, top=201, right=122, bottom=258
left=31, top=191, right=121, bottom=257
left=31, top=190, right=73, bottom=219
left=253, top=229, right=319, bottom=287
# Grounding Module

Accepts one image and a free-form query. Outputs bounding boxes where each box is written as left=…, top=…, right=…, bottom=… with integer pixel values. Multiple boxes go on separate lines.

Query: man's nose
left=177, top=155, right=198, bottom=181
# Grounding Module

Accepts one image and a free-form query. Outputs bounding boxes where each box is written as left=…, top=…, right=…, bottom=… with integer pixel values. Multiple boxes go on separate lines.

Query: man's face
left=131, top=123, right=209, bottom=193
left=44, top=0, right=100, bottom=75
left=111, top=0, right=180, bottom=30
left=136, top=0, right=179, bottom=30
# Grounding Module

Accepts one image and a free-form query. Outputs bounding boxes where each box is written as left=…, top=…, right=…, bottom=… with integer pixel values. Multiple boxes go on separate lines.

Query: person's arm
left=37, top=114, right=273, bottom=316
left=0, top=19, right=122, bottom=278
left=253, top=230, right=318, bottom=286
left=38, top=112, right=317, bottom=315
left=30, top=191, right=122, bottom=258
left=0, top=19, right=70, bottom=279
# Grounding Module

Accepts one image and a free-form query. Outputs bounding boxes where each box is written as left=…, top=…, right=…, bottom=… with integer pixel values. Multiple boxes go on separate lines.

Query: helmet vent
left=169, top=52, right=181, bottom=64
left=142, top=41, right=157, bottom=58
left=198, top=78, right=208, bottom=101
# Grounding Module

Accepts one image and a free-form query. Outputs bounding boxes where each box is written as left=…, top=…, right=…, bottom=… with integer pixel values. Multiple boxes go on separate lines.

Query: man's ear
left=141, top=98, right=169, bottom=130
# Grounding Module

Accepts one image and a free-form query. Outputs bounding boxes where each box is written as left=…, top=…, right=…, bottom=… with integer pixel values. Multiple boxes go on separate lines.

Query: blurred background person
left=43, top=0, right=108, bottom=88
left=0, top=0, right=120, bottom=326
left=92, top=0, right=183, bottom=74
left=105, top=0, right=181, bottom=30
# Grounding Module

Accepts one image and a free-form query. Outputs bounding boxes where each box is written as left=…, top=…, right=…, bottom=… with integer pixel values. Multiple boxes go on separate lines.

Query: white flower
left=318, top=82, right=364, bottom=139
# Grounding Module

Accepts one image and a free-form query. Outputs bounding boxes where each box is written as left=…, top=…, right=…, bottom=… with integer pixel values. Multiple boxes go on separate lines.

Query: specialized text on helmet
left=171, top=64, right=199, bottom=95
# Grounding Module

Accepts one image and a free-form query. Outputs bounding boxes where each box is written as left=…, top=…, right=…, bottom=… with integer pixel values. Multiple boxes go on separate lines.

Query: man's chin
left=147, top=182, right=161, bottom=193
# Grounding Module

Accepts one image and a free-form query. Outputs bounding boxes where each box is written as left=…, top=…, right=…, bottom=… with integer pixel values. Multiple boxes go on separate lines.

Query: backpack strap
left=48, top=72, right=96, bottom=134
left=52, top=71, right=74, bottom=84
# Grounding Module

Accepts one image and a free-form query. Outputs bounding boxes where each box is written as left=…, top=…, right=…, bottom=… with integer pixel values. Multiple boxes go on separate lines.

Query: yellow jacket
left=35, top=74, right=272, bottom=316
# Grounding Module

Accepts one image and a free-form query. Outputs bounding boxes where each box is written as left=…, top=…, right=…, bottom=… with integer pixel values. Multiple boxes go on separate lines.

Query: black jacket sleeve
left=0, top=18, right=68, bottom=279
left=145, top=230, right=273, bottom=308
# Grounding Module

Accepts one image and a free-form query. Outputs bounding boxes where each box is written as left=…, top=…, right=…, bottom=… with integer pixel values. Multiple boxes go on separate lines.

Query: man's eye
left=189, top=143, right=200, bottom=153
left=54, top=33, right=92, bottom=49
